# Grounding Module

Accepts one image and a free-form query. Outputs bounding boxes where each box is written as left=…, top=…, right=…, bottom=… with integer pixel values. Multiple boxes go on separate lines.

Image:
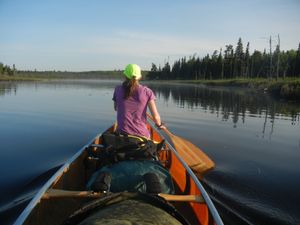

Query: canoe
left=13, top=119, right=223, bottom=225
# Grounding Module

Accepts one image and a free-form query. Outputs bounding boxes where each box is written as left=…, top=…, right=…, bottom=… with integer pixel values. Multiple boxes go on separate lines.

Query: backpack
left=99, top=132, right=164, bottom=164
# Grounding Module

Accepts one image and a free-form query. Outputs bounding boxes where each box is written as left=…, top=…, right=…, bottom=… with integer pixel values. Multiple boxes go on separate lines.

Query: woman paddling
left=113, top=63, right=165, bottom=138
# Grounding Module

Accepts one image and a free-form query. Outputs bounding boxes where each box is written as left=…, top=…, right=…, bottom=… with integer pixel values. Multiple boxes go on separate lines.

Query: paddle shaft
left=147, top=114, right=215, bottom=174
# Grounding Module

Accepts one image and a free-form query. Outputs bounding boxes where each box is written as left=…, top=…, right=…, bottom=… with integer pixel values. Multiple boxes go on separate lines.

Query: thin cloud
left=76, top=31, right=224, bottom=58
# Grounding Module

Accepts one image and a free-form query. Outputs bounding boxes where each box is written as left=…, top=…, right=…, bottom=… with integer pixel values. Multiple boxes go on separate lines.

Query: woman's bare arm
left=148, top=99, right=163, bottom=127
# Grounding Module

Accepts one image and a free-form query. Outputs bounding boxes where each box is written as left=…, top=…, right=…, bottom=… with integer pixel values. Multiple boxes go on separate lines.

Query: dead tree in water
left=269, top=36, right=273, bottom=80
left=276, top=34, right=280, bottom=80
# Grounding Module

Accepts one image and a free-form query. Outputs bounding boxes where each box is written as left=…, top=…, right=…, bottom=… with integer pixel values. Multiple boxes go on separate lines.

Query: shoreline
left=176, top=78, right=300, bottom=101
left=1, top=76, right=300, bottom=101
left=0, top=76, right=46, bottom=81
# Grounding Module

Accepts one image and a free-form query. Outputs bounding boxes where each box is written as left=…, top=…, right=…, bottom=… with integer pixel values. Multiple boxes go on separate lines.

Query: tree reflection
left=0, top=82, right=17, bottom=96
left=147, top=83, right=300, bottom=126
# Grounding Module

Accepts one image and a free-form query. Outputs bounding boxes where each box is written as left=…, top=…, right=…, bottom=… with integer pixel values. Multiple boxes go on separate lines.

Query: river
left=0, top=80, right=299, bottom=225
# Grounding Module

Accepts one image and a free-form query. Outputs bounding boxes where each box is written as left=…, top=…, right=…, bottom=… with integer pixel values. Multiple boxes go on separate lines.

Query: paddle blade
left=170, top=133, right=215, bottom=175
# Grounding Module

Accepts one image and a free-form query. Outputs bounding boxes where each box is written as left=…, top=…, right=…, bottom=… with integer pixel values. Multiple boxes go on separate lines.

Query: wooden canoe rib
left=13, top=120, right=223, bottom=225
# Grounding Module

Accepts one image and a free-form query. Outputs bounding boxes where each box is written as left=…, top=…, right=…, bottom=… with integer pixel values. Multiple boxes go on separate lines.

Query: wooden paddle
left=162, top=128, right=215, bottom=175
left=147, top=114, right=215, bottom=175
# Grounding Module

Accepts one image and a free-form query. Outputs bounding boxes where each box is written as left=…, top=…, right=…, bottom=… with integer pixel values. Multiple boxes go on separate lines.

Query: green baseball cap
left=124, top=64, right=142, bottom=80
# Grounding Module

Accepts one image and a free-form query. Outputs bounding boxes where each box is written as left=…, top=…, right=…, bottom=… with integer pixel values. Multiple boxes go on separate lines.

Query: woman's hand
left=155, top=122, right=166, bottom=130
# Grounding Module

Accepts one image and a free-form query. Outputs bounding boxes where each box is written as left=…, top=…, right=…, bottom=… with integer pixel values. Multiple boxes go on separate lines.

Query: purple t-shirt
left=113, top=84, right=155, bottom=138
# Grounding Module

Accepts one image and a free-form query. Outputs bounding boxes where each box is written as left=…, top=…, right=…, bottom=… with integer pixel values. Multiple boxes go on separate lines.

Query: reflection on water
left=148, top=83, right=300, bottom=123
left=146, top=82, right=300, bottom=225
left=147, top=82, right=300, bottom=137
left=0, top=80, right=300, bottom=225
left=0, top=82, right=18, bottom=96
left=0, top=80, right=120, bottom=94
left=2, top=81, right=299, bottom=125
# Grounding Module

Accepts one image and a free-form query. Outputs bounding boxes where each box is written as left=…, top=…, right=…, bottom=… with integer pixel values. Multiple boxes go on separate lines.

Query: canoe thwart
left=42, top=189, right=102, bottom=199
left=42, top=189, right=204, bottom=203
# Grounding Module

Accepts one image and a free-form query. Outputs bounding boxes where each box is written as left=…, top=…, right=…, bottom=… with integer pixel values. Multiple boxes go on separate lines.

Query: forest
left=147, top=38, right=300, bottom=80
left=0, top=63, right=16, bottom=76
left=0, top=65, right=123, bottom=79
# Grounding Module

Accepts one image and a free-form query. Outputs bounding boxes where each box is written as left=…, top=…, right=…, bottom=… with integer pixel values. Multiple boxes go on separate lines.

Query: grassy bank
left=0, top=75, right=45, bottom=81
left=182, top=78, right=300, bottom=100
left=0, top=70, right=123, bottom=81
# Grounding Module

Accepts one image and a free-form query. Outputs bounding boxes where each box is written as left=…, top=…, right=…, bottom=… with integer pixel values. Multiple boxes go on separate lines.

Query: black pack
left=99, top=132, right=164, bottom=164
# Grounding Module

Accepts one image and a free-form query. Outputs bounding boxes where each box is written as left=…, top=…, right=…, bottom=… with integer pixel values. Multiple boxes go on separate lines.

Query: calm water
left=0, top=80, right=299, bottom=225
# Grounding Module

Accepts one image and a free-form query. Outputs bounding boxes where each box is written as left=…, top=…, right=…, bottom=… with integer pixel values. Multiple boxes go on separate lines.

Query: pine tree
left=161, top=62, right=171, bottom=80
left=147, top=63, right=159, bottom=79
left=233, top=38, right=244, bottom=78
left=295, top=42, right=300, bottom=77
left=172, top=60, right=181, bottom=79
left=0, top=63, right=3, bottom=75
left=251, top=50, right=263, bottom=78
left=218, top=48, right=224, bottom=79
left=244, top=42, right=250, bottom=78
left=274, top=44, right=280, bottom=79
left=195, top=57, right=201, bottom=80
left=224, top=45, right=234, bottom=79
left=211, top=50, right=219, bottom=79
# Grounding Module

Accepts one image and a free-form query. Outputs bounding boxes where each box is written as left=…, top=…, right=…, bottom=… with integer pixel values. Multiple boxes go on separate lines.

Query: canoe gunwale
left=13, top=134, right=102, bottom=225
left=148, top=120, right=224, bottom=225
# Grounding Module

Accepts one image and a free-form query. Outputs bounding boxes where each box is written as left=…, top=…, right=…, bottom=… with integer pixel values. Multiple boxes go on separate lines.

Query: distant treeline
left=0, top=63, right=16, bottom=76
left=16, top=70, right=124, bottom=79
left=0, top=64, right=123, bottom=79
left=148, top=38, right=300, bottom=80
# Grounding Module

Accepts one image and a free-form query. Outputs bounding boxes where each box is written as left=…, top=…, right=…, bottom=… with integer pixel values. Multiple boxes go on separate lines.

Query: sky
left=0, top=0, right=300, bottom=71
